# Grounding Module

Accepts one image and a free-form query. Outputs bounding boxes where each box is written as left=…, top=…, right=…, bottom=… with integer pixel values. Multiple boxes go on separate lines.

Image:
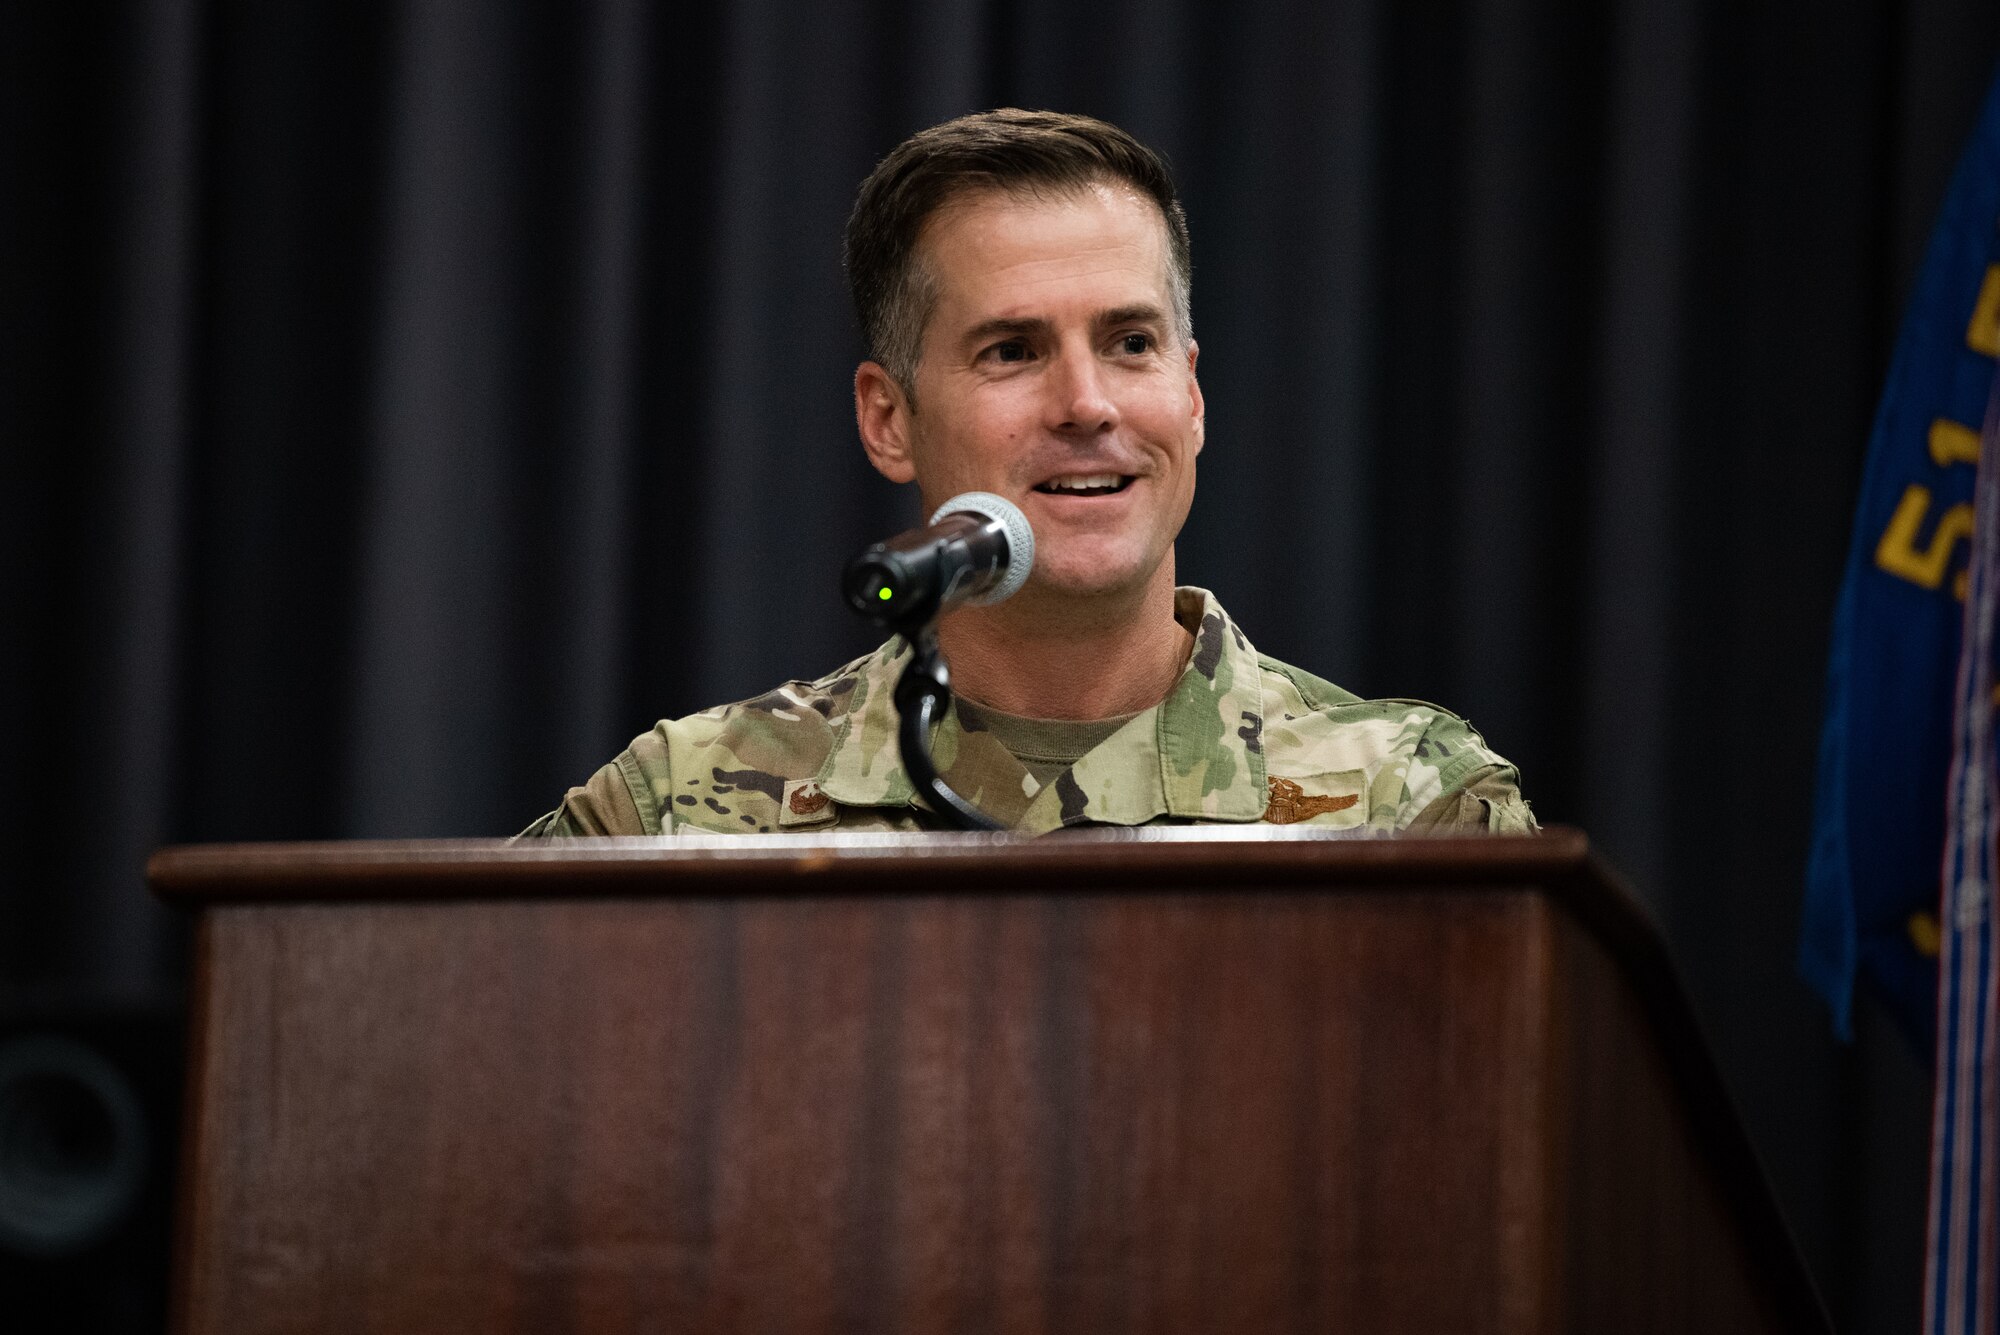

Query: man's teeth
left=1037, top=473, right=1127, bottom=494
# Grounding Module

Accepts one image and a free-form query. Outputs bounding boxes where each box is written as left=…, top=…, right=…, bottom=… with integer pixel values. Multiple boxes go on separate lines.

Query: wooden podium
left=150, top=827, right=1828, bottom=1334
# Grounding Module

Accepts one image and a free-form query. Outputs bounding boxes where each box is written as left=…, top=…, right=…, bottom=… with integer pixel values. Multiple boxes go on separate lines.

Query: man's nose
left=1044, top=349, right=1120, bottom=434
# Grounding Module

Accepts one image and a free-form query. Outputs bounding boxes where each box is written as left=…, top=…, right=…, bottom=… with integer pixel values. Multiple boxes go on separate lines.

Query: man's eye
left=991, top=340, right=1031, bottom=363
left=1119, top=332, right=1153, bottom=354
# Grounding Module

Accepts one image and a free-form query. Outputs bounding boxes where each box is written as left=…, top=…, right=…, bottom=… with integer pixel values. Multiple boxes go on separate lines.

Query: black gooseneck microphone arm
left=842, top=493, right=1033, bottom=832
left=891, top=627, right=1003, bottom=831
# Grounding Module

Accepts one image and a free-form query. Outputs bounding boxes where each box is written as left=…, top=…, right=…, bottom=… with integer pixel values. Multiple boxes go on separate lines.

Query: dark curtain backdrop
left=8, top=1, right=2000, bottom=1328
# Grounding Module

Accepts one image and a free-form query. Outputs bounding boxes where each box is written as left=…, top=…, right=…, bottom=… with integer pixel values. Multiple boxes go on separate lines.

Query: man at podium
left=524, top=110, right=1532, bottom=839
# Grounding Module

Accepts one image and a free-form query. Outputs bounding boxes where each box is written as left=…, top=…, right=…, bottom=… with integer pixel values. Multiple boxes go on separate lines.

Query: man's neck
left=935, top=562, right=1194, bottom=721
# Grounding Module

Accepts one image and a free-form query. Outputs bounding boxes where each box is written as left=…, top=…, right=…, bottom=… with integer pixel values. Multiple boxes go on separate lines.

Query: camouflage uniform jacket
left=522, top=588, right=1534, bottom=838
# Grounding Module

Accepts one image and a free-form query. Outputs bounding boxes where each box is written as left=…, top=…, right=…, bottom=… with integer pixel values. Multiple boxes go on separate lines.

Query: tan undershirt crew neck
left=953, top=699, right=1142, bottom=791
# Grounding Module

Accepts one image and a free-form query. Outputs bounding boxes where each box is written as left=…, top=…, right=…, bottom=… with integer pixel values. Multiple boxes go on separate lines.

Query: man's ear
left=1186, top=339, right=1205, bottom=455
left=855, top=361, right=917, bottom=483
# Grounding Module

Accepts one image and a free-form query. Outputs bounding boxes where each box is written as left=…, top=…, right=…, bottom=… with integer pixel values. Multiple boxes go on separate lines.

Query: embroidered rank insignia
left=1262, top=775, right=1359, bottom=824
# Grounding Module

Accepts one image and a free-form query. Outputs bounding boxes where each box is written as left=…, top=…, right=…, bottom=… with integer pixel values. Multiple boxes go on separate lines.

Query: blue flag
left=1802, top=67, right=2000, bottom=1046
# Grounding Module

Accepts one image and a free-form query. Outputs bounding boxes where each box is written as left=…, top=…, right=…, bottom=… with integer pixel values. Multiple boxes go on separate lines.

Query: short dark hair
left=845, top=108, right=1193, bottom=397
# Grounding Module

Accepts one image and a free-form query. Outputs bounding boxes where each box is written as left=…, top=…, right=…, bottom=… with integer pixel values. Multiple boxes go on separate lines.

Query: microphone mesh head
left=928, top=492, right=1035, bottom=605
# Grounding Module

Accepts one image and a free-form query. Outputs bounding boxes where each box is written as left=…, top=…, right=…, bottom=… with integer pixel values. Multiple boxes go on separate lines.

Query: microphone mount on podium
left=841, top=492, right=1035, bottom=831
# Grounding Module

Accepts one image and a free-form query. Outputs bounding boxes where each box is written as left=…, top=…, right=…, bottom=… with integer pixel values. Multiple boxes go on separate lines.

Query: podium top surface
left=149, top=825, right=1600, bottom=904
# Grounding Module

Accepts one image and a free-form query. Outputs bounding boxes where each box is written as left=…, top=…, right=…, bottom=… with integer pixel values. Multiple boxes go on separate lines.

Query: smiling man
left=523, top=109, right=1533, bottom=838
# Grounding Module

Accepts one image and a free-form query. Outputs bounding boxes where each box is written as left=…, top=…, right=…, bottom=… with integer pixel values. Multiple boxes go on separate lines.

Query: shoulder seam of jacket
left=616, top=747, right=665, bottom=835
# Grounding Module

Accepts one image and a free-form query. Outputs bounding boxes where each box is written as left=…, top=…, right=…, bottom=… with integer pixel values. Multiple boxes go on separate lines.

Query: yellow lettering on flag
left=1932, top=419, right=1983, bottom=466
left=1910, top=910, right=1942, bottom=959
left=1876, top=484, right=1975, bottom=589
left=1971, top=264, right=2000, bottom=357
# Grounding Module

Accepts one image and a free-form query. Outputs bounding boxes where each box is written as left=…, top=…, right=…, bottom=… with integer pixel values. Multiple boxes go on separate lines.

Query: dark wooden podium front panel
left=157, top=834, right=1816, bottom=1334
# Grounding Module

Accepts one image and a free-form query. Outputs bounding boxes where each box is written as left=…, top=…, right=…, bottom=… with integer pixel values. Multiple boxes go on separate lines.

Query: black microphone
left=843, top=491, right=1035, bottom=629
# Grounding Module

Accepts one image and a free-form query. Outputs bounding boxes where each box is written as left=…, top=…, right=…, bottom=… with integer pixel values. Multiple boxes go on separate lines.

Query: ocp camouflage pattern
left=521, top=588, right=1535, bottom=838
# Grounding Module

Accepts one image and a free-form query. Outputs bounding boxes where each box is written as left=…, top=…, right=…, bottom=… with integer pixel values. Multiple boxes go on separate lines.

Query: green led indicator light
left=877, top=586, right=893, bottom=601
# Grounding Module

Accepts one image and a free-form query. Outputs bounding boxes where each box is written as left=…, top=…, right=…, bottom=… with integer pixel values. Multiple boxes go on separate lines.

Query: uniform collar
left=814, top=587, right=1270, bottom=832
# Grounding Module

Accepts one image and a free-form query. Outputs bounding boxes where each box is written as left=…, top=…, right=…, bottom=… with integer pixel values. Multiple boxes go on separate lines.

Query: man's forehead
left=917, top=181, right=1173, bottom=313
left=928, top=175, right=1153, bottom=224
left=923, top=179, right=1166, bottom=250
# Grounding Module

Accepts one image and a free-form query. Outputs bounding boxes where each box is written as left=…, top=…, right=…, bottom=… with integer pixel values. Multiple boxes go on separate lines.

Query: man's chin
left=1024, top=557, right=1160, bottom=602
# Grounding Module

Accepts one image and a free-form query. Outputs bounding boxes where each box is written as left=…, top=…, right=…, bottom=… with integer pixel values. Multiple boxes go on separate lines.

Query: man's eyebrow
left=960, top=316, right=1052, bottom=346
left=1099, top=304, right=1169, bottom=328
left=958, top=306, right=1169, bottom=349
